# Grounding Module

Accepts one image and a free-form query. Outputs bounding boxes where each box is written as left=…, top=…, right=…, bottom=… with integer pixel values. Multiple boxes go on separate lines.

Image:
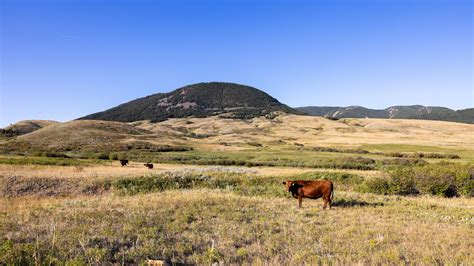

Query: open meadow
left=3, top=0, right=473, bottom=263
left=1, top=115, right=473, bottom=264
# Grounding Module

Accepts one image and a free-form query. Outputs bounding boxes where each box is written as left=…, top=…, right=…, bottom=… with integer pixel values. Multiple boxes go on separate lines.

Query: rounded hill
left=2, top=120, right=152, bottom=152
left=0, top=120, right=59, bottom=137
left=80, top=82, right=297, bottom=122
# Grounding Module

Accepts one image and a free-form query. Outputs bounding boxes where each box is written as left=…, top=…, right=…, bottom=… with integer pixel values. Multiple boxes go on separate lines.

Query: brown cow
left=144, top=163, right=153, bottom=169
left=120, top=159, right=129, bottom=166
left=283, top=180, right=334, bottom=209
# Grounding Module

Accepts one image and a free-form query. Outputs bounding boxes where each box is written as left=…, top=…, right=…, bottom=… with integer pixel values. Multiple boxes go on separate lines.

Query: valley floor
left=1, top=162, right=473, bottom=264
left=1, top=116, right=473, bottom=264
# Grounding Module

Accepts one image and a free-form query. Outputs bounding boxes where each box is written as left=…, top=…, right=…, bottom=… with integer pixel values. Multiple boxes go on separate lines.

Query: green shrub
left=387, top=152, right=403, bottom=158
left=378, top=158, right=427, bottom=167
left=113, top=171, right=325, bottom=198
left=384, top=152, right=461, bottom=159
left=200, top=247, right=223, bottom=264
left=446, top=154, right=461, bottom=159
left=387, top=168, right=419, bottom=195
left=112, top=173, right=240, bottom=195
left=364, top=162, right=473, bottom=197
left=93, top=153, right=110, bottom=160
left=41, top=151, right=70, bottom=158
left=414, top=162, right=472, bottom=197
left=458, top=168, right=474, bottom=197
left=407, top=153, right=424, bottom=159
left=293, top=172, right=364, bottom=186
left=0, top=240, right=37, bottom=265
left=359, top=177, right=390, bottom=195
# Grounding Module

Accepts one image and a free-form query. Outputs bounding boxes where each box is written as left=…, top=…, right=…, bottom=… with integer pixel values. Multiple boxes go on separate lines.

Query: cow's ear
left=282, top=181, right=286, bottom=185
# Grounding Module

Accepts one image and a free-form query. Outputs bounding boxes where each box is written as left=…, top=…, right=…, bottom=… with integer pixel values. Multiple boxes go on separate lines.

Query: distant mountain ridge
left=80, top=82, right=297, bottom=122
left=296, top=105, right=474, bottom=124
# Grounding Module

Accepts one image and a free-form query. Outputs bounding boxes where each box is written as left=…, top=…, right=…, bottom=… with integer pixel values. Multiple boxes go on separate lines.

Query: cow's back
left=300, top=180, right=333, bottom=199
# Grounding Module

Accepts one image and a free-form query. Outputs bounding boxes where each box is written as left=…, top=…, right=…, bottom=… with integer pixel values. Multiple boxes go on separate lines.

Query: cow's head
left=283, top=181, right=294, bottom=192
left=283, top=181, right=302, bottom=192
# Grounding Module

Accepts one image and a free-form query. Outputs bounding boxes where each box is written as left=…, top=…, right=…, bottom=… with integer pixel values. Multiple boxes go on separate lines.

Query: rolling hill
left=0, top=120, right=59, bottom=137
left=80, top=82, right=297, bottom=122
left=297, top=105, right=474, bottom=124
left=0, top=120, right=153, bottom=152
left=2, top=114, right=473, bottom=155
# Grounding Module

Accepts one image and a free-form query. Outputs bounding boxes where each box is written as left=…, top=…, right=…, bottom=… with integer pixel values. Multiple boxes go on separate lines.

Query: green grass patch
left=0, top=156, right=104, bottom=166
left=120, top=149, right=429, bottom=171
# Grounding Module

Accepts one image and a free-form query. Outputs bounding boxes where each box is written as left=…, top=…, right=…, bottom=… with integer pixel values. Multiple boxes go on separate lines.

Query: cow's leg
left=298, top=194, right=302, bottom=208
left=323, top=194, right=333, bottom=209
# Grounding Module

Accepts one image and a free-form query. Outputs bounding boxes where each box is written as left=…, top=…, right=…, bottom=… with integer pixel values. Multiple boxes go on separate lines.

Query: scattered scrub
left=306, top=146, right=370, bottom=154
left=360, top=162, right=473, bottom=197
left=385, top=152, right=460, bottom=159
left=377, top=158, right=427, bottom=167
left=303, top=146, right=460, bottom=160
left=112, top=170, right=365, bottom=197
left=32, top=151, right=71, bottom=158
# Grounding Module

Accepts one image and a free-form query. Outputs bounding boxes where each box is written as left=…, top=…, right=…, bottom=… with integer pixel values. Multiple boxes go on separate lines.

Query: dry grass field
left=1, top=184, right=473, bottom=264
left=1, top=115, right=473, bottom=264
left=3, top=114, right=473, bottom=157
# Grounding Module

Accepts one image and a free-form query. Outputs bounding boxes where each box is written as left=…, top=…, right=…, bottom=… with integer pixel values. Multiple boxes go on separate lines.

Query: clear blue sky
left=1, top=0, right=472, bottom=127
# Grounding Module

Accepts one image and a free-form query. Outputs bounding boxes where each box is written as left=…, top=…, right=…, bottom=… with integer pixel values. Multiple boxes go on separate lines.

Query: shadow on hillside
left=332, top=198, right=384, bottom=208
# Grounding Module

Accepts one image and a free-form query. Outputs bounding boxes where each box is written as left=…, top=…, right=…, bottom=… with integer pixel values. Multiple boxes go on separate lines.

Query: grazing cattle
left=120, top=159, right=129, bottom=166
left=282, top=180, right=334, bottom=209
left=144, top=163, right=153, bottom=169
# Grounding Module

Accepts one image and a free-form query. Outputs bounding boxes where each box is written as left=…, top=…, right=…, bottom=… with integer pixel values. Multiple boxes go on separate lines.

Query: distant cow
left=283, top=180, right=334, bottom=209
left=144, top=163, right=153, bottom=169
left=120, top=159, right=129, bottom=166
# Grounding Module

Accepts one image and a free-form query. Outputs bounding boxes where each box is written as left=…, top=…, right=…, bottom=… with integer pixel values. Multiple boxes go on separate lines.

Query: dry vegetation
left=0, top=120, right=59, bottom=137
left=2, top=114, right=473, bottom=157
left=1, top=114, right=473, bottom=264
left=1, top=189, right=473, bottom=264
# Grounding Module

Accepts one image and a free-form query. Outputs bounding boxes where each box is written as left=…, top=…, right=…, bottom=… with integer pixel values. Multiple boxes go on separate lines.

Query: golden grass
left=1, top=189, right=472, bottom=264
left=129, top=115, right=474, bottom=158
left=3, top=114, right=473, bottom=156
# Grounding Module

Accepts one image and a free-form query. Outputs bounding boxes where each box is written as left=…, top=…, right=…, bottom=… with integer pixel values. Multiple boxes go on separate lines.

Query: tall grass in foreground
left=1, top=190, right=472, bottom=264
left=1, top=162, right=473, bottom=264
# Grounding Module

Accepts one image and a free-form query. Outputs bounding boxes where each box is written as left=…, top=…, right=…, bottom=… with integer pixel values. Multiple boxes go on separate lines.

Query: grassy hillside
left=2, top=114, right=473, bottom=162
left=0, top=120, right=58, bottom=137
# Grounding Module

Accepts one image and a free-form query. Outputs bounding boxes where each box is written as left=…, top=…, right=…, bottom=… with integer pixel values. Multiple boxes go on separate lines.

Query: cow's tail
left=330, top=183, right=334, bottom=202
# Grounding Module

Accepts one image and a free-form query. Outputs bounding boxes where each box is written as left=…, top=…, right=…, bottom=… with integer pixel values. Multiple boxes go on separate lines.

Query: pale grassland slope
left=1, top=120, right=58, bottom=136
left=8, top=120, right=153, bottom=151
left=137, top=114, right=474, bottom=152
left=2, top=114, right=473, bottom=159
